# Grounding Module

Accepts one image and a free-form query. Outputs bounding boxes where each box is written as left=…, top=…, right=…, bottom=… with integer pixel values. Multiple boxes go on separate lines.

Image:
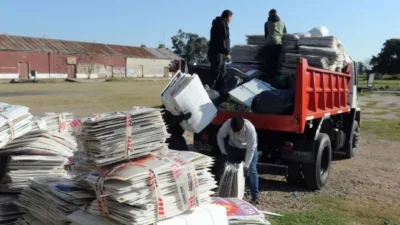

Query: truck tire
left=286, top=164, right=304, bottom=186
left=303, top=133, right=332, bottom=190
left=344, top=121, right=359, bottom=159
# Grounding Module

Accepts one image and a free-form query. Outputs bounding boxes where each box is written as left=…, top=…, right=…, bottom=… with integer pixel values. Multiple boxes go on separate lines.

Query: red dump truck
left=192, top=58, right=361, bottom=190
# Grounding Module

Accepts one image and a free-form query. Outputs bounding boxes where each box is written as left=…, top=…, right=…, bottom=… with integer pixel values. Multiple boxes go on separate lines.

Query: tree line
left=357, top=39, right=400, bottom=76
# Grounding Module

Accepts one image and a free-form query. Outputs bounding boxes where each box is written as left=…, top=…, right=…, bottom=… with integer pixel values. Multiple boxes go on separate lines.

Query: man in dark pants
left=161, top=105, right=191, bottom=150
left=264, top=9, right=287, bottom=79
left=208, top=10, right=233, bottom=90
left=217, top=116, right=259, bottom=205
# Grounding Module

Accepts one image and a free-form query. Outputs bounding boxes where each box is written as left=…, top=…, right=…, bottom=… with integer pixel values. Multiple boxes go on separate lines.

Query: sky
left=0, top=0, right=399, bottom=61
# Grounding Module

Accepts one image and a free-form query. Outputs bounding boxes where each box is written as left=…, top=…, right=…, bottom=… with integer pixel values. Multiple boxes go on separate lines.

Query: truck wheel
left=344, top=121, right=359, bottom=159
left=286, top=164, right=304, bottom=186
left=303, top=133, right=332, bottom=190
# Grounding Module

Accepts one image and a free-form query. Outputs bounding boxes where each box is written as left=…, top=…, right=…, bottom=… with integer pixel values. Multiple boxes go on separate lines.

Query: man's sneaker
left=252, top=198, right=260, bottom=206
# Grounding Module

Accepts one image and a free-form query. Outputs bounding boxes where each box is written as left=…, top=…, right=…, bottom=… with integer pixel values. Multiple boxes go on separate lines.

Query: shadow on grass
left=257, top=176, right=313, bottom=194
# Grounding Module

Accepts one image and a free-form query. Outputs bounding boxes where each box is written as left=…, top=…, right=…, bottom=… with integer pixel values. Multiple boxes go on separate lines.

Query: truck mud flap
left=281, top=140, right=315, bottom=163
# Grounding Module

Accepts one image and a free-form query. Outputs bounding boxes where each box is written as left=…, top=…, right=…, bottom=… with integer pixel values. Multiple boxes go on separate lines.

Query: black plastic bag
left=268, top=75, right=296, bottom=90
left=221, top=75, right=243, bottom=95
left=251, top=90, right=295, bottom=115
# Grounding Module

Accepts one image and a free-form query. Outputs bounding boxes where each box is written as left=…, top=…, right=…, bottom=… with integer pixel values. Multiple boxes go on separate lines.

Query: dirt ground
left=1, top=82, right=399, bottom=221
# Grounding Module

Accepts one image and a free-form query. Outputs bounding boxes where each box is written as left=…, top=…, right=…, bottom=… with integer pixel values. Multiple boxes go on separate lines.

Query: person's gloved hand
left=180, top=112, right=192, bottom=121
left=243, top=167, right=249, bottom=177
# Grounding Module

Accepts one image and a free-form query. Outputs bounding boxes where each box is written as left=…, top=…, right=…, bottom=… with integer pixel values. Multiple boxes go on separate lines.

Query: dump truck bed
left=212, top=58, right=352, bottom=133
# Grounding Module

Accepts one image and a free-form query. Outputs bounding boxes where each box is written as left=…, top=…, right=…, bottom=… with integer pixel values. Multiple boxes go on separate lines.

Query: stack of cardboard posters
left=0, top=132, right=77, bottom=192
left=0, top=103, right=33, bottom=149
left=79, top=108, right=168, bottom=166
left=0, top=194, right=23, bottom=225
left=14, top=177, right=94, bottom=225
left=83, top=150, right=217, bottom=225
left=31, top=112, right=74, bottom=134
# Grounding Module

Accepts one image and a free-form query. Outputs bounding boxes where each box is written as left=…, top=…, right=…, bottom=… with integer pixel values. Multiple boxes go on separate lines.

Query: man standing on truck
left=264, top=9, right=287, bottom=79
left=208, top=10, right=233, bottom=90
left=217, top=116, right=259, bottom=205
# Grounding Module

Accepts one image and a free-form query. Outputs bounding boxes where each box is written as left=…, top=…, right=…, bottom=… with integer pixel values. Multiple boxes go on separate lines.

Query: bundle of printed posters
left=161, top=71, right=217, bottom=134
left=0, top=102, right=33, bottom=149
left=246, top=35, right=265, bottom=45
left=0, top=132, right=77, bottom=192
left=83, top=150, right=217, bottom=225
left=79, top=108, right=168, bottom=166
left=0, top=194, right=23, bottom=225
left=14, top=177, right=94, bottom=225
left=31, top=112, right=74, bottom=134
left=231, top=45, right=262, bottom=63
left=217, top=163, right=245, bottom=199
left=212, top=198, right=271, bottom=225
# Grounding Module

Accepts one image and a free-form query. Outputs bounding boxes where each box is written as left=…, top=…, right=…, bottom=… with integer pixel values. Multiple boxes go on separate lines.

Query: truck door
left=348, top=61, right=358, bottom=108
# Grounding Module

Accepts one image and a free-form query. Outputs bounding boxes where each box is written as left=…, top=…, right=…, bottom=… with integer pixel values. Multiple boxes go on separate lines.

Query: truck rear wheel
left=303, top=133, right=332, bottom=190
left=286, top=164, right=304, bottom=186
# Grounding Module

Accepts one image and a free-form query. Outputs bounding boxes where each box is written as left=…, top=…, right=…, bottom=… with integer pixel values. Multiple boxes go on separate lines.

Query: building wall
left=0, top=51, right=126, bottom=79
left=126, top=58, right=172, bottom=78
left=0, top=51, right=50, bottom=79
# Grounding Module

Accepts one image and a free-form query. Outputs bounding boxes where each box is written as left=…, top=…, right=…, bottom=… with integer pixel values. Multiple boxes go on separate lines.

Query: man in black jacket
left=161, top=105, right=191, bottom=151
left=208, top=10, right=233, bottom=90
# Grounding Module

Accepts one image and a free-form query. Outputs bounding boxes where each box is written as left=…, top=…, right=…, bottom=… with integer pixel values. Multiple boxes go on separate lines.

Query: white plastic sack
left=308, top=26, right=329, bottom=37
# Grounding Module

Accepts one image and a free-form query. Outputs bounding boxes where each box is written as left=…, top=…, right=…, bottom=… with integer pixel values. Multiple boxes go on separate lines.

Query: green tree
left=140, top=44, right=146, bottom=47
left=370, top=39, right=400, bottom=74
left=357, top=61, right=365, bottom=74
left=158, top=44, right=166, bottom=49
left=171, top=30, right=209, bottom=64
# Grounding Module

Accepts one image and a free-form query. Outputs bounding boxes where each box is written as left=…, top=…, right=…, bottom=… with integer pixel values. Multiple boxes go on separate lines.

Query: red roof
left=0, top=35, right=155, bottom=58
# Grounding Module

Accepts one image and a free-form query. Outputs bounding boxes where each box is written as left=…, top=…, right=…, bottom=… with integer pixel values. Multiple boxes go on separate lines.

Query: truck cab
left=192, top=58, right=361, bottom=190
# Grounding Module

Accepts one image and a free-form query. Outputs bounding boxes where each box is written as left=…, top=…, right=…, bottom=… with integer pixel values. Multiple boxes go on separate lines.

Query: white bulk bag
left=308, top=26, right=330, bottom=37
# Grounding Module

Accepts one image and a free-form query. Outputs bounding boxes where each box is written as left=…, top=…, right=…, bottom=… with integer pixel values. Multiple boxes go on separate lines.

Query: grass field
left=0, top=81, right=169, bottom=116
left=1, top=81, right=399, bottom=225
left=359, top=77, right=400, bottom=90
left=273, top=196, right=400, bottom=225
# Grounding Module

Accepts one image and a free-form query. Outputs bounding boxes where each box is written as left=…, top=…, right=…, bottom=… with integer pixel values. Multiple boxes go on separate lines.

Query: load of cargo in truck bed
left=197, top=27, right=352, bottom=118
